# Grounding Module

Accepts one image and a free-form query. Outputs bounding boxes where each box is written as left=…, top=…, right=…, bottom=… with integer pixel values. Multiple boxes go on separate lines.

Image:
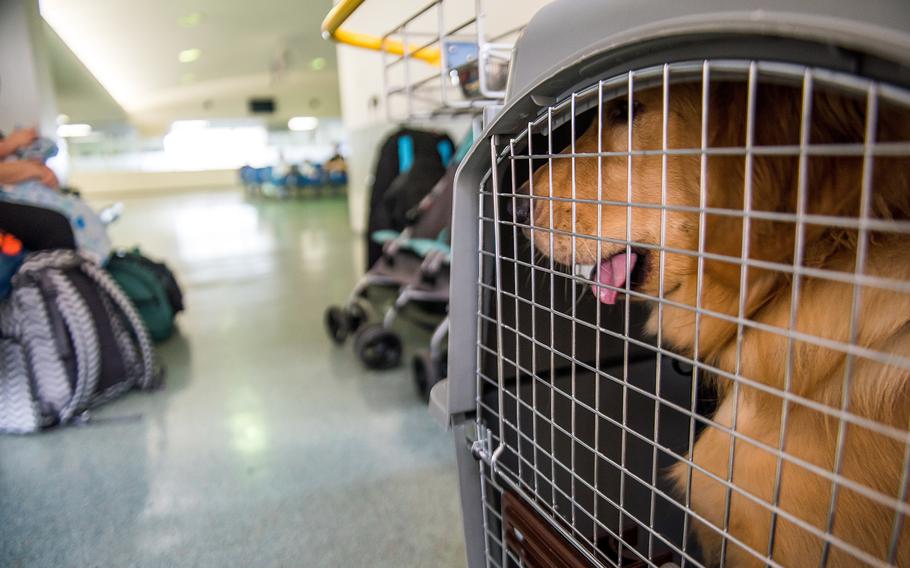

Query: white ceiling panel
left=40, top=0, right=340, bottom=133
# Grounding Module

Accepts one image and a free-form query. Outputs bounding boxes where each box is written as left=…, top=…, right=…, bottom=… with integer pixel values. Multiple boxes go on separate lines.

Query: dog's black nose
left=507, top=196, right=531, bottom=224
left=505, top=180, right=531, bottom=224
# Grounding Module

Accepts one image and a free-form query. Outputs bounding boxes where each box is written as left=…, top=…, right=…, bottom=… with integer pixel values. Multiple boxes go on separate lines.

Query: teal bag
left=106, top=249, right=182, bottom=342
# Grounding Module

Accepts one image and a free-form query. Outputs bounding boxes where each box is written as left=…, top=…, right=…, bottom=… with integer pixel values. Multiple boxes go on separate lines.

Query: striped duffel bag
left=0, top=249, right=161, bottom=434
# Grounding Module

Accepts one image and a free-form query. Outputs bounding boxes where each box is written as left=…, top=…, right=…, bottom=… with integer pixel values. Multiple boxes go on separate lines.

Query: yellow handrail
left=321, top=0, right=442, bottom=66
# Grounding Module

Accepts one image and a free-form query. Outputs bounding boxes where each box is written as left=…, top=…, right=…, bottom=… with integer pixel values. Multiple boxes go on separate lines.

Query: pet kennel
left=436, top=1, right=910, bottom=567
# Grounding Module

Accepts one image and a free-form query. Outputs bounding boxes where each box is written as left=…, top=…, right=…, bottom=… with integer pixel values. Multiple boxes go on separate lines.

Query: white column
left=0, top=0, right=59, bottom=137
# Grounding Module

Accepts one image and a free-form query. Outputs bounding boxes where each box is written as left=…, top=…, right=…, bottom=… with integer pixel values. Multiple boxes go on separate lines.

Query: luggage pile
left=0, top=137, right=184, bottom=434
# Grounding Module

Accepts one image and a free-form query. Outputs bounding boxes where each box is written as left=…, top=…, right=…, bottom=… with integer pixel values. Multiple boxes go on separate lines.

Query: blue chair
left=255, top=167, right=273, bottom=186
left=239, top=166, right=257, bottom=192
left=327, top=171, right=348, bottom=188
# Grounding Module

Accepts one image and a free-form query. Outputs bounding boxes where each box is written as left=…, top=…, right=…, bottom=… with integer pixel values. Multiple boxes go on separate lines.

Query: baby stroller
left=324, top=164, right=456, bottom=371
left=323, top=127, right=459, bottom=363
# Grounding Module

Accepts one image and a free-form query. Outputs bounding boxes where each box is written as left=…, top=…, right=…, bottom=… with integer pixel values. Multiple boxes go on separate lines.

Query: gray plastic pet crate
left=433, top=1, right=910, bottom=567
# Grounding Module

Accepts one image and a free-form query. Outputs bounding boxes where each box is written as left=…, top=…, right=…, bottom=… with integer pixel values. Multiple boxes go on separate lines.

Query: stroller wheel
left=347, top=301, right=368, bottom=333
left=412, top=350, right=447, bottom=402
left=325, top=306, right=349, bottom=344
left=354, top=324, right=402, bottom=370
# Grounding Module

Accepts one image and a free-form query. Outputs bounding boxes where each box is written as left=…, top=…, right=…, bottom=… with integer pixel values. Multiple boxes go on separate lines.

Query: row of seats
left=239, top=165, right=347, bottom=194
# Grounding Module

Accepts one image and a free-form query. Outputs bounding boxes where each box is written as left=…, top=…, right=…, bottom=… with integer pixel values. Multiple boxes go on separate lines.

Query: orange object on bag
left=0, top=232, right=23, bottom=256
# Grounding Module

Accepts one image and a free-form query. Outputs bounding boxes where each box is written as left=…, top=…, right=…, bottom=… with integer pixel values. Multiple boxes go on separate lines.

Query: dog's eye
left=607, top=99, right=643, bottom=124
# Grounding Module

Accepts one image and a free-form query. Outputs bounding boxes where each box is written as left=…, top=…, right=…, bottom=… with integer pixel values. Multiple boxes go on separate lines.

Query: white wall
left=0, top=0, right=59, bottom=136
left=334, top=0, right=552, bottom=239
left=335, top=27, right=401, bottom=237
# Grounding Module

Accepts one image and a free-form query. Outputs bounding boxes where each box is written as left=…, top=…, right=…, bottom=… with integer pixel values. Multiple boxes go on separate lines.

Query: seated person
left=325, top=145, right=346, bottom=174
left=0, top=127, right=58, bottom=188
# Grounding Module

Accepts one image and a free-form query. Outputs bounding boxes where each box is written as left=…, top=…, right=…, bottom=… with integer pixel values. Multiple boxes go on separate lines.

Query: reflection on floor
left=0, top=188, right=465, bottom=567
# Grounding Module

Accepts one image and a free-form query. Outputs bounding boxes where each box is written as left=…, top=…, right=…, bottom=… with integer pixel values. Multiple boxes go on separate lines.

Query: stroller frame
left=325, top=241, right=450, bottom=371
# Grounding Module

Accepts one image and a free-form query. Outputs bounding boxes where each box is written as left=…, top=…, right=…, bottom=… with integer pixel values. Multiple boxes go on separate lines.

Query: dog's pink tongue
left=592, top=253, right=638, bottom=305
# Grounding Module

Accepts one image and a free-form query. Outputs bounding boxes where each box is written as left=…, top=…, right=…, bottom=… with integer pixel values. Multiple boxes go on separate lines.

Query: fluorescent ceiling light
left=178, top=48, right=202, bottom=63
left=57, top=123, right=92, bottom=138
left=310, top=57, right=327, bottom=71
left=170, top=120, right=209, bottom=131
left=288, top=116, right=319, bottom=131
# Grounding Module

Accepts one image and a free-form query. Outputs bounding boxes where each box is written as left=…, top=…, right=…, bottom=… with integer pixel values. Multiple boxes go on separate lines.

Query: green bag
left=106, top=248, right=183, bottom=342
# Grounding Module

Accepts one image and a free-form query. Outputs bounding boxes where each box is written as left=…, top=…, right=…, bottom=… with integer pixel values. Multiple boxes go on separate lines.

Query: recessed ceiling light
left=310, top=57, right=327, bottom=71
left=178, top=12, right=204, bottom=28
left=57, top=123, right=92, bottom=138
left=178, top=48, right=202, bottom=63
left=288, top=116, right=319, bottom=131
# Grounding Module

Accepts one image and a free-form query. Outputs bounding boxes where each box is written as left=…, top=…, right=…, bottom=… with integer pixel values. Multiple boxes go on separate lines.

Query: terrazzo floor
left=0, top=187, right=465, bottom=567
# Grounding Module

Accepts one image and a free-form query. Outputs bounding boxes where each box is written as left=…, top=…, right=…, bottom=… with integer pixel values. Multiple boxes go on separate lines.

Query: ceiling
left=40, top=0, right=341, bottom=135
left=43, top=22, right=127, bottom=127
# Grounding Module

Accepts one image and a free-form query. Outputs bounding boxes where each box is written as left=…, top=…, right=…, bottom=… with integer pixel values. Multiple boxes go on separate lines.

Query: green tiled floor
left=0, top=188, right=465, bottom=567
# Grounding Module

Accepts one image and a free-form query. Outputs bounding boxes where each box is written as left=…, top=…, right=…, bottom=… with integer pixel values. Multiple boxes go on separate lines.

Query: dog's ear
left=811, top=88, right=910, bottom=214
left=702, top=83, right=803, bottom=289
left=810, top=90, right=866, bottom=145
left=748, top=87, right=869, bottom=267
left=709, top=85, right=869, bottom=256
left=702, top=81, right=909, bottom=303
left=804, top=89, right=910, bottom=222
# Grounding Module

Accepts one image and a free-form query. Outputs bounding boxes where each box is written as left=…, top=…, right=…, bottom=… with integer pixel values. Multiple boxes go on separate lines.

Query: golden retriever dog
left=517, top=78, right=910, bottom=566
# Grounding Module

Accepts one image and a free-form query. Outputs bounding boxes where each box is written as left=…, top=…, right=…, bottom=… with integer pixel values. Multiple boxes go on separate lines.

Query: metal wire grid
left=381, top=0, right=518, bottom=121
left=472, top=59, right=910, bottom=568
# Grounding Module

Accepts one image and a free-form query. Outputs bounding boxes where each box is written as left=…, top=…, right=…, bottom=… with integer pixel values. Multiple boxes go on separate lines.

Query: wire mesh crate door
left=476, top=59, right=910, bottom=568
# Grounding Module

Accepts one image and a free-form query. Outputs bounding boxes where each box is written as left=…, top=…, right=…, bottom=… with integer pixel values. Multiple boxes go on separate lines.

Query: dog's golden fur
left=524, top=80, right=910, bottom=566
